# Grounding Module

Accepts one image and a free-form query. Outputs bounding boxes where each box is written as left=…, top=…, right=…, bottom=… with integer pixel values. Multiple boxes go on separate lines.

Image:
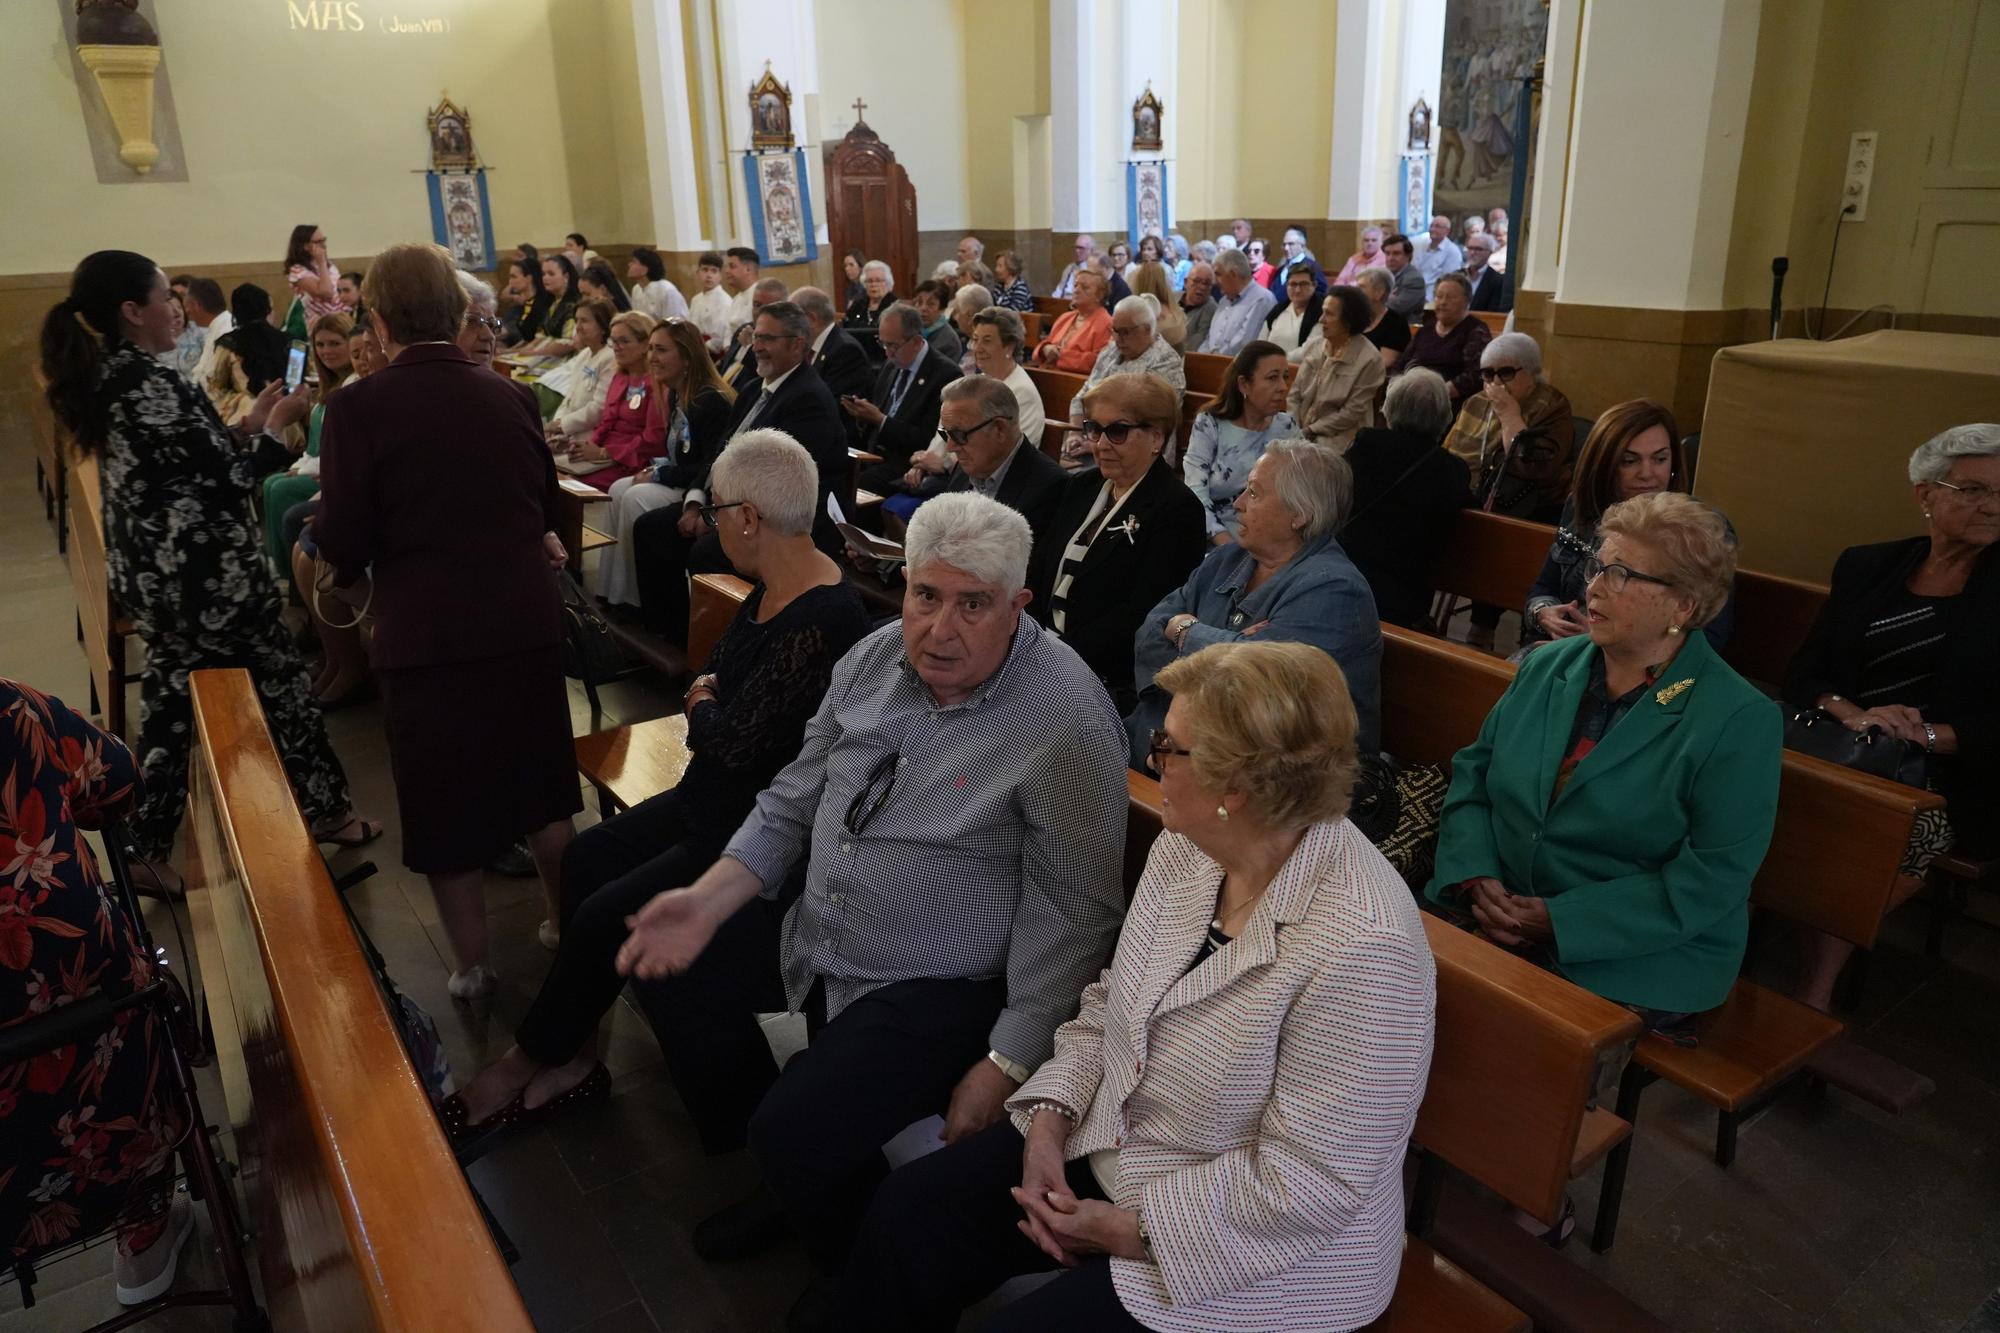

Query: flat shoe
left=515, top=1062, right=611, bottom=1132
left=438, top=1087, right=526, bottom=1145
left=316, top=817, right=385, bottom=850
left=113, top=1195, right=195, bottom=1305
left=447, top=963, right=498, bottom=1001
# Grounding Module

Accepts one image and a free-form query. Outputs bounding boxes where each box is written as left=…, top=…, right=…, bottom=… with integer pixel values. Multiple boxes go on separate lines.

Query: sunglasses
left=1076, top=419, right=1152, bottom=444
left=1480, top=366, right=1523, bottom=384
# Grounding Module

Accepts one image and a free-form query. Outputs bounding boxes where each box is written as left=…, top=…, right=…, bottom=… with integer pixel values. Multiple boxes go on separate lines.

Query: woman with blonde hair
left=597, top=317, right=738, bottom=610
left=842, top=640, right=1435, bottom=1332
left=262, top=311, right=354, bottom=572
left=1127, top=259, right=1186, bottom=350
left=568, top=308, right=661, bottom=490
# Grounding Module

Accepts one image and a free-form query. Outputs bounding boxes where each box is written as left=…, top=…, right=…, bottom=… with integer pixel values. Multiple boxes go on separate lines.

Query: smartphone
left=284, top=341, right=308, bottom=392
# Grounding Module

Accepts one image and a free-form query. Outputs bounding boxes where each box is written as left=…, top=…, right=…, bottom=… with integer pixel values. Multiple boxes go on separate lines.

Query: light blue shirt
left=1198, top=281, right=1277, bottom=357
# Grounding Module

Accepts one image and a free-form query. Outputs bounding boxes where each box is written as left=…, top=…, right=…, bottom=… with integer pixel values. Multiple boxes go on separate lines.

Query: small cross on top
left=851, top=97, right=868, bottom=121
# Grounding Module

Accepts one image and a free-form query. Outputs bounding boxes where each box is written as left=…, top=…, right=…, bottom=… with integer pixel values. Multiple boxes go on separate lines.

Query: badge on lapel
left=1655, top=678, right=1695, bottom=706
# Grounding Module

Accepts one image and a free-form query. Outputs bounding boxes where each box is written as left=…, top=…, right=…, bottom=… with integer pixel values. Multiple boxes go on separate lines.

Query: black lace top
left=683, top=579, right=873, bottom=823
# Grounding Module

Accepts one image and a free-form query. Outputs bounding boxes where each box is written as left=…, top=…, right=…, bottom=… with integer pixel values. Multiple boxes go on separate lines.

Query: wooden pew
left=687, top=572, right=753, bottom=671
left=1018, top=311, right=1045, bottom=350
left=1025, top=367, right=1087, bottom=460
left=554, top=476, right=611, bottom=578
left=184, top=668, right=531, bottom=1332
left=29, top=375, right=68, bottom=552
left=1590, top=750, right=1946, bottom=1250
left=1183, top=351, right=1232, bottom=400
left=1031, top=295, right=1070, bottom=320
left=1721, top=567, right=1827, bottom=689
left=1471, top=311, right=1508, bottom=337
left=64, top=453, right=135, bottom=738
left=1426, top=509, right=1556, bottom=638
left=1379, top=623, right=1513, bottom=767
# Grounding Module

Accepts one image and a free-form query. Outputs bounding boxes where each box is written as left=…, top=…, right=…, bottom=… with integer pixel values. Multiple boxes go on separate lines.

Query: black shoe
left=691, top=1185, right=789, bottom=1263
left=487, top=841, right=537, bottom=878
left=785, top=1275, right=840, bottom=1333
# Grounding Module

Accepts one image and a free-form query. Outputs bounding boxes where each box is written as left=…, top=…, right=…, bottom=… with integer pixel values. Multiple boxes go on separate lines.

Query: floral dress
left=0, top=679, right=184, bottom=1259
left=95, top=341, right=354, bottom=859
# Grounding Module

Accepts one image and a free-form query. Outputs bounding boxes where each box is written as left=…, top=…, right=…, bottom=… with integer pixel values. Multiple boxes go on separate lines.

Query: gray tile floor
left=2, top=425, right=1997, bottom=1331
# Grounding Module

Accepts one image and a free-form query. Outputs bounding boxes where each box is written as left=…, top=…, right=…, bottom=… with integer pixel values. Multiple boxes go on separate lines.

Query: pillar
left=630, top=0, right=707, bottom=252
left=1050, top=0, right=1178, bottom=278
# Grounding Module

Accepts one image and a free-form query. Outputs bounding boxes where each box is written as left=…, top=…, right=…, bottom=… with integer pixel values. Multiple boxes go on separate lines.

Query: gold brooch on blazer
left=1655, top=678, right=1695, bottom=706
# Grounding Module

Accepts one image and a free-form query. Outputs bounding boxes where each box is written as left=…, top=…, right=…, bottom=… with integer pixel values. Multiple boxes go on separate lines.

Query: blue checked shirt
left=724, top=614, right=1130, bottom=1068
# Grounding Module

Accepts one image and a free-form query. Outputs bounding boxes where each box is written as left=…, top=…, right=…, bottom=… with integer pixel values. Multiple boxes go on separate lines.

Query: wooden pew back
left=1031, top=295, right=1070, bottom=320
left=1026, top=367, right=1087, bottom=459
left=1418, top=917, right=1639, bottom=1225
left=64, top=453, right=132, bottom=738
left=688, top=572, right=754, bottom=671
left=1019, top=311, right=1045, bottom=350
left=1379, top=624, right=1514, bottom=767
left=1756, top=751, right=1945, bottom=947
left=1183, top=352, right=1232, bottom=399
left=1471, top=311, right=1508, bottom=337
left=185, top=669, right=531, bottom=1332
left=1427, top=510, right=1556, bottom=631
left=1721, top=568, right=1827, bottom=689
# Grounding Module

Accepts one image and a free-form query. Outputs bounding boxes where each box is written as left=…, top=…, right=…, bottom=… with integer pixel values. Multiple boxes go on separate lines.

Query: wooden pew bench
left=65, top=453, right=136, bottom=738
left=1425, top=509, right=1557, bottom=640
left=1379, top=623, right=1513, bottom=767
left=30, top=375, right=68, bottom=552
left=555, top=476, right=611, bottom=578
left=185, top=668, right=531, bottom=1331
left=1025, top=367, right=1087, bottom=460
left=1722, top=567, right=1827, bottom=690
left=1030, top=295, right=1070, bottom=320
left=1182, top=351, right=1232, bottom=400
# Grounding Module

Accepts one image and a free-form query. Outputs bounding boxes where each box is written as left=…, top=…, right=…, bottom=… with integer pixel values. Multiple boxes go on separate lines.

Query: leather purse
left=1782, top=708, right=1929, bottom=788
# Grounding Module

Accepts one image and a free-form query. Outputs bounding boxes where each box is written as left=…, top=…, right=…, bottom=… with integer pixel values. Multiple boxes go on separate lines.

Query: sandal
left=513, top=1063, right=612, bottom=1133
left=315, top=816, right=384, bottom=850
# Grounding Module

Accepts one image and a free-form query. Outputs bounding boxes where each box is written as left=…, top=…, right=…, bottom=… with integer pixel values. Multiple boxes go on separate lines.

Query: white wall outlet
left=1841, top=130, right=1878, bottom=223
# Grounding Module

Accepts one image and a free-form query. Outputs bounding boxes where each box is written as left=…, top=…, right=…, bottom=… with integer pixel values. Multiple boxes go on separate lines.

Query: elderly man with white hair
left=1464, top=232, right=1510, bottom=312
left=1052, top=233, right=1098, bottom=298
left=1410, top=214, right=1464, bottom=301
left=616, top=490, right=1129, bottom=1327
left=1062, top=295, right=1186, bottom=465
left=1197, top=247, right=1278, bottom=356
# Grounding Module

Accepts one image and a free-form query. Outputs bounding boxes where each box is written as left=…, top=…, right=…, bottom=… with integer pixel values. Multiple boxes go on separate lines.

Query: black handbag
left=1782, top=708, right=1929, bottom=787
left=556, top=571, right=627, bottom=687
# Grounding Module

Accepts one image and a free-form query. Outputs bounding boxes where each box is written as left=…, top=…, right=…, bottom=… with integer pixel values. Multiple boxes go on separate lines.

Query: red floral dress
left=0, top=679, right=184, bottom=1258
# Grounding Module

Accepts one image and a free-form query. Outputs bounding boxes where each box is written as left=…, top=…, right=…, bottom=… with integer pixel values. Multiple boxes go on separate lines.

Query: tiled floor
left=3, top=425, right=1997, bottom=1331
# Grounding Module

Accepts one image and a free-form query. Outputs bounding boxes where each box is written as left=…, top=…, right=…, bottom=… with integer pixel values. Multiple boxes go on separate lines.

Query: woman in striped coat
left=835, top=641, right=1436, bottom=1332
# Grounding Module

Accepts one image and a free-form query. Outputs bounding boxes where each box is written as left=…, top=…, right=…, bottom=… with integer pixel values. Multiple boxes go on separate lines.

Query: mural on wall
left=1436, top=0, right=1546, bottom=225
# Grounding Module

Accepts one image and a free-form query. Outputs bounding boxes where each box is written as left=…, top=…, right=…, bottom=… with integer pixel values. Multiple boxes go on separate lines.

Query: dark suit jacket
left=1784, top=537, right=2000, bottom=855
left=856, top=347, right=963, bottom=488
left=813, top=324, right=876, bottom=449
left=1339, top=426, right=1469, bottom=627
left=1467, top=266, right=1512, bottom=313
left=1028, top=458, right=1208, bottom=707
left=316, top=343, right=562, bottom=669
left=937, top=438, right=1067, bottom=562
left=729, top=362, right=849, bottom=553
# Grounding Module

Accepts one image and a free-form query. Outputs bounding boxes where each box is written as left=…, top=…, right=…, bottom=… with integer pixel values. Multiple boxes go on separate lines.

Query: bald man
left=1410, top=214, right=1463, bottom=301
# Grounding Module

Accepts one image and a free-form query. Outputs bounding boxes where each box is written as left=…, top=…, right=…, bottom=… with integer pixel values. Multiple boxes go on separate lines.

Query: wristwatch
left=1136, top=1210, right=1157, bottom=1262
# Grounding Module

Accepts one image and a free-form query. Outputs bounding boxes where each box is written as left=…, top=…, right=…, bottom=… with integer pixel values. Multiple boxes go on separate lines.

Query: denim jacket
left=1125, top=534, right=1383, bottom=765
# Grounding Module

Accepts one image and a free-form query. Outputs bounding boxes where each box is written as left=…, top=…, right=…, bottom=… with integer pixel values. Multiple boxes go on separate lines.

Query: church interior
left=2, top=0, right=1998, bottom=1330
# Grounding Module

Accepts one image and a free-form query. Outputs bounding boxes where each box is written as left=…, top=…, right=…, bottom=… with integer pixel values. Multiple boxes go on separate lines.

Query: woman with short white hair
left=1785, top=422, right=2000, bottom=1009
left=443, top=428, right=871, bottom=1141
left=845, top=258, right=897, bottom=360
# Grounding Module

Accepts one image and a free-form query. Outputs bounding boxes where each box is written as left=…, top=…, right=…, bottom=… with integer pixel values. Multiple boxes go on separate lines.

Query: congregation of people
left=11, top=197, right=1996, bottom=1333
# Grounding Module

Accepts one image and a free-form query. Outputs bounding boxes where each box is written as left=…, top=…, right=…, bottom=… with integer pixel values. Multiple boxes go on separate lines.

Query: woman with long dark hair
left=515, top=254, right=581, bottom=359
left=38, top=250, right=379, bottom=893
left=205, top=283, right=290, bottom=424
left=283, top=222, right=345, bottom=341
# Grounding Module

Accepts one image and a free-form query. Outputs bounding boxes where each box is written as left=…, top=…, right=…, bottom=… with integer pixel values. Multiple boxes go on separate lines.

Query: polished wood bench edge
left=1570, top=1105, right=1631, bottom=1177
left=579, top=528, right=616, bottom=552
left=574, top=714, right=692, bottom=814
left=856, top=489, right=885, bottom=508
left=1361, top=1235, right=1530, bottom=1333
left=188, top=669, right=532, bottom=1331
left=848, top=448, right=883, bottom=464
left=1632, top=977, right=1843, bottom=1110
left=559, top=477, right=612, bottom=501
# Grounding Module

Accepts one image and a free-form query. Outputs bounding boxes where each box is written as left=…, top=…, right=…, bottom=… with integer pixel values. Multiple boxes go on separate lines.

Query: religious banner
left=1125, top=160, right=1169, bottom=250
left=427, top=169, right=494, bottom=271
left=742, top=148, right=817, bottom=265
left=1398, top=152, right=1433, bottom=239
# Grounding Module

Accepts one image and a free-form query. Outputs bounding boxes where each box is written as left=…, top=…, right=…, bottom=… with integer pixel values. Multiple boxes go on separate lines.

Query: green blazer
left=1425, top=631, right=1781, bottom=1013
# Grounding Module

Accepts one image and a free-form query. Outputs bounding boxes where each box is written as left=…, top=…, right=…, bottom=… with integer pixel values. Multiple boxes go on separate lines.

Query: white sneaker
left=113, top=1195, right=195, bottom=1305
left=447, top=964, right=498, bottom=1000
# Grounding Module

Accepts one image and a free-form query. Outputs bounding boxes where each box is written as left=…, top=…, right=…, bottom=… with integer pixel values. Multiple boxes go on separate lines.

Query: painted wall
left=1233, top=0, right=1334, bottom=219
left=0, top=0, right=616, bottom=276
left=962, top=0, right=1052, bottom=229
left=816, top=0, right=972, bottom=232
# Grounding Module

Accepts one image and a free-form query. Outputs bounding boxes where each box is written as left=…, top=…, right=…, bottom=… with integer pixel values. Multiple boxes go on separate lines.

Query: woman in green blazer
left=1427, top=492, right=1781, bottom=1019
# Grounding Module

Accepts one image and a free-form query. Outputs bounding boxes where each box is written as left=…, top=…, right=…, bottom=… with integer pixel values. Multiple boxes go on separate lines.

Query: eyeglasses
left=1144, top=729, right=1193, bottom=778
left=749, top=331, right=800, bottom=345
left=468, top=315, right=503, bottom=331
left=1933, top=479, right=2000, bottom=506
left=1076, top=419, right=1152, bottom=445
left=1480, top=366, right=1523, bottom=384
left=1581, top=553, right=1675, bottom=593
left=845, top=750, right=901, bottom=835
left=937, top=417, right=1003, bottom=449
left=699, top=501, right=746, bottom=528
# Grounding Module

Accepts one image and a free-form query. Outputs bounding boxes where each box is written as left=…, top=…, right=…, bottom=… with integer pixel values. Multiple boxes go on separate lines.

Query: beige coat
left=1288, top=331, right=1386, bottom=452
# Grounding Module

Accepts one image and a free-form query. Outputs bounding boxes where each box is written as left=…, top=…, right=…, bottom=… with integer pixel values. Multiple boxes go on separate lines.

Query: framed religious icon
left=1408, top=96, right=1433, bottom=151
left=427, top=95, right=476, bottom=171
left=1131, top=83, right=1163, bottom=153
left=749, top=63, right=794, bottom=152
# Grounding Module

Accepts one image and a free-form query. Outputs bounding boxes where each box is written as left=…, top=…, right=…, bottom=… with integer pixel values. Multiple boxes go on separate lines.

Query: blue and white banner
left=1398, top=152, right=1434, bottom=239
left=742, top=149, right=817, bottom=265
left=1126, top=160, right=1170, bottom=249
left=427, top=169, right=495, bottom=272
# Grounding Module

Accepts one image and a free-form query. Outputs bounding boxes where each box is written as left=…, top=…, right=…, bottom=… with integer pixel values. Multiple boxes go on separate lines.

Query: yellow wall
left=1177, top=0, right=1332, bottom=223
left=818, top=0, right=973, bottom=231
left=962, top=0, right=1052, bottom=229
left=0, top=0, right=608, bottom=275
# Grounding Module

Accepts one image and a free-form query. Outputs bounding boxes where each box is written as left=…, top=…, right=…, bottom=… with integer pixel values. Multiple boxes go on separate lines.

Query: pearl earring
left=1216, top=804, right=1229, bottom=821
left=1666, top=624, right=1681, bottom=636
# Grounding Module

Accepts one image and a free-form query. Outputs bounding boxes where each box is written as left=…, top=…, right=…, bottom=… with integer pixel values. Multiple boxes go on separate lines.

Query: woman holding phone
left=39, top=250, right=380, bottom=895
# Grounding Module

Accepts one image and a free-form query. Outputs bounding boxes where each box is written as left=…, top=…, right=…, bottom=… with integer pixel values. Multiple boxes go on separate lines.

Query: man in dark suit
left=793, top=286, right=874, bottom=447
left=889, top=376, right=1066, bottom=561
left=1464, top=232, right=1512, bottom=313
left=843, top=302, right=961, bottom=494
left=631, top=301, right=847, bottom=640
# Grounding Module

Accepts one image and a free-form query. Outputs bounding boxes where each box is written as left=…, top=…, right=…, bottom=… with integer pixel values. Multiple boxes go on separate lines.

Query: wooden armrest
left=848, top=448, right=884, bottom=464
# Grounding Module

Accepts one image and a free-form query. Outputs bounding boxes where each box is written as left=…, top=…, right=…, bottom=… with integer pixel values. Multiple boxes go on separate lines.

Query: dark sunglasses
left=1479, top=366, right=1522, bottom=384
left=937, top=417, right=1003, bottom=449
left=1076, top=419, right=1152, bottom=445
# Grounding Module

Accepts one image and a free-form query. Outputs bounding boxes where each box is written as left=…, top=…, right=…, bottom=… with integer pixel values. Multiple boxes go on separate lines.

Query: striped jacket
left=1010, top=819, right=1435, bottom=1331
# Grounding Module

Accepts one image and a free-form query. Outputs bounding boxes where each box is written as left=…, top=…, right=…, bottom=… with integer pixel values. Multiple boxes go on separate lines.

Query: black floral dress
left=0, top=679, right=184, bottom=1258
left=94, top=341, right=353, bottom=859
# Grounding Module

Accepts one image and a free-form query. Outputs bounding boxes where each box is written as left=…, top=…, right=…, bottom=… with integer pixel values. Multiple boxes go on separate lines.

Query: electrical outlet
left=1841, top=130, right=1878, bottom=222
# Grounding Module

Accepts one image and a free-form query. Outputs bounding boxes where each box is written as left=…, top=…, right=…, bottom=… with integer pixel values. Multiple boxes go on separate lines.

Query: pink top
left=585, top=371, right=666, bottom=490
left=1336, top=249, right=1383, bottom=285
left=288, top=260, right=348, bottom=323
left=1041, top=307, right=1113, bottom=374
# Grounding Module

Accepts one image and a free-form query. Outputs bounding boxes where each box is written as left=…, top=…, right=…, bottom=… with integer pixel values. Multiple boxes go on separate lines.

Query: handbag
left=557, top=570, right=627, bottom=686
left=1782, top=708, right=1929, bottom=787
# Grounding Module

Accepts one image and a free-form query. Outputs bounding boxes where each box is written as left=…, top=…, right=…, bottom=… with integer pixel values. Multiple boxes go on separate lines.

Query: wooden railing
left=186, top=668, right=531, bottom=1332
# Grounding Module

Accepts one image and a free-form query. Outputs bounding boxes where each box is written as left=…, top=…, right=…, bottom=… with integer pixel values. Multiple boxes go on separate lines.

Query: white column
left=1049, top=0, right=1097, bottom=232
left=1518, top=0, right=1582, bottom=293
left=1554, top=0, right=1761, bottom=309
left=1327, top=0, right=1388, bottom=223
left=708, top=0, right=824, bottom=247
left=1119, top=0, right=1179, bottom=234
left=630, top=0, right=706, bottom=250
